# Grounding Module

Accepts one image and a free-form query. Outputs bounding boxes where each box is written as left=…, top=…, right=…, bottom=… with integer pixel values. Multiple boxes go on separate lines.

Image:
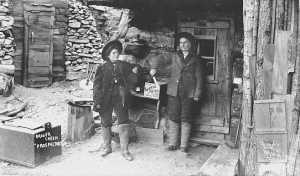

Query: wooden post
left=239, top=0, right=256, bottom=175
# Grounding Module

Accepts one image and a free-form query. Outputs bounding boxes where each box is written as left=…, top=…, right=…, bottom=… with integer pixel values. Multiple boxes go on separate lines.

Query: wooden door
left=178, top=20, right=233, bottom=139
left=24, top=4, right=54, bottom=87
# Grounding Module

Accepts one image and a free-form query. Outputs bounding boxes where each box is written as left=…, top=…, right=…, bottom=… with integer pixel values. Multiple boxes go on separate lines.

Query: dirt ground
left=0, top=81, right=216, bottom=176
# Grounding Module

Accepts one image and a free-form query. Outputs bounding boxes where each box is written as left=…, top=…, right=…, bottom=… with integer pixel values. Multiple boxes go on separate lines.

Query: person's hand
left=132, top=67, right=138, bottom=74
left=93, top=104, right=101, bottom=111
left=193, top=97, right=199, bottom=101
left=150, top=69, right=157, bottom=76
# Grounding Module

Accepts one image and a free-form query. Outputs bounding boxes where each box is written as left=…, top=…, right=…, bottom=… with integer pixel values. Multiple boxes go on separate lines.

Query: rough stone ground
left=0, top=81, right=215, bottom=176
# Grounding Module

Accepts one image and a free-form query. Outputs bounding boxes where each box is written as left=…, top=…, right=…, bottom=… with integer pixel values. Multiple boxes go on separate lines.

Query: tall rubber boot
left=100, top=127, right=112, bottom=157
left=119, top=124, right=134, bottom=161
left=167, top=119, right=180, bottom=151
left=180, top=122, right=191, bottom=153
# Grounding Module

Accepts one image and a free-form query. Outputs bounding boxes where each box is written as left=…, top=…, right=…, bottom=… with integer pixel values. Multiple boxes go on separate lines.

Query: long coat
left=93, top=60, right=138, bottom=112
left=151, top=51, right=204, bottom=99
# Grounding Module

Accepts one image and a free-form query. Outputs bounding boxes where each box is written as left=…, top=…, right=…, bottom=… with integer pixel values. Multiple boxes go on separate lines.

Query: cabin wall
left=240, top=0, right=300, bottom=175
left=10, top=0, right=68, bottom=84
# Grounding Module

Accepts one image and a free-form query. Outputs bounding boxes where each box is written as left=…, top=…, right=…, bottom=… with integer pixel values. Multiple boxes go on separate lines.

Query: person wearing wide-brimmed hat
left=93, top=40, right=139, bottom=161
left=150, top=32, right=204, bottom=153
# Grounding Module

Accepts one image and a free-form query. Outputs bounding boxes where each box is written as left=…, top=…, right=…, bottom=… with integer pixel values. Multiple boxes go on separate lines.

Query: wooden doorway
left=178, top=19, right=233, bottom=143
left=23, top=4, right=55, bottom=87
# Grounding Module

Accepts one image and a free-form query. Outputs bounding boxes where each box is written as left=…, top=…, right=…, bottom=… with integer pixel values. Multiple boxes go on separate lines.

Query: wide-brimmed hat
left=174, top=32, right=196, bottom=51
left=101, top=40, right=123, bottom=60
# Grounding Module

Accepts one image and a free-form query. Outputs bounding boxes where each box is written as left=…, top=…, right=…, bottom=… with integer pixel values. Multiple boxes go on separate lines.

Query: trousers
left=167, top=95, right=193, bottom=123
left=100, top=86, right=130, bottom=127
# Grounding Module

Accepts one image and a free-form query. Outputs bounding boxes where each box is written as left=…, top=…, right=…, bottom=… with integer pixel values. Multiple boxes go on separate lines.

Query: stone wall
left=65, top=1, right=105, bottom=80
left=0, top=0, right=15, bottom=71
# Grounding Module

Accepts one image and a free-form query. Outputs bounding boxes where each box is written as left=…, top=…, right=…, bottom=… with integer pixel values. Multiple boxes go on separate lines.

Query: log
left=0, top=65, right=15, bottom=75
left=256, top=0, right=273, bottom=99
left=239, top=0, right=257, bottom=175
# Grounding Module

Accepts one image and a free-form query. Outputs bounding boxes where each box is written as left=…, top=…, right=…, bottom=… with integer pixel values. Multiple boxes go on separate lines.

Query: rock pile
left=66, top=1, right=106, bottom=78
left=0, top=0, right=15, bottom=96
left=65, top=0, right=175, bottom=80
left=0, top=0, right=15, bottom=69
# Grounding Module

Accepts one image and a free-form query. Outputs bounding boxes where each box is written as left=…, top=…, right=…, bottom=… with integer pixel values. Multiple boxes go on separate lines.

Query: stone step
left=196, top=144, right=238, bottom=176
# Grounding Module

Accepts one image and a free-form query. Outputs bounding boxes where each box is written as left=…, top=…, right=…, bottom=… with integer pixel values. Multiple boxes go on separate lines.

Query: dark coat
left=151, top=51, right=204, bottom=99
left=93, top=60, right=138, bottom=112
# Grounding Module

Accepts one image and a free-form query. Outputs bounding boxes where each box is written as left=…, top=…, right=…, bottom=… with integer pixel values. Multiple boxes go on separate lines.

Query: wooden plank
left=14, top=59, right=23, bottom=70
left=269, top=102, right=286, bottom=131
left=194, top=115, right=224, bottom=126
left=256, top=163, right=286, bottom=176
left=179, top=20, right=230, bottom=29
left=24, top=4, right=55, bottom=13
left=272, top=95, right=294, bottom=145
left=254, top=99, right=287, bottom=133
left=28, top=67, right=50, bottom=75
left=272, top=31, right=292, bottom=95
left=253, top=102, right=271, bottom=131
left=191, top=132, right=225, bottom=142
left=263, top=44, right=275, bottom=99
left=256, top=132, right=288, bottom=163
left=255, top=99, right=285, bottom=104
left=192, top=125, right=229, bottom=134
left=197, top=144, right=238, bottom=176
left=287, top=33, right=297, bottom=73
left=190, top=137, right=221, bottom=146
left=29, top=51, right=51, bottom=67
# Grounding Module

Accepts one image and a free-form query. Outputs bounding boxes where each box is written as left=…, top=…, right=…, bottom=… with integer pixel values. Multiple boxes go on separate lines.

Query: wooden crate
left=67, top=100, right=95, bottom=142
left=256, top=163, right=286, bottom=176
left=0, top=122, right=61, bottom=167
left=253, top=99, right=287, bottom=133
left=256, top=132, right=288, bottom=163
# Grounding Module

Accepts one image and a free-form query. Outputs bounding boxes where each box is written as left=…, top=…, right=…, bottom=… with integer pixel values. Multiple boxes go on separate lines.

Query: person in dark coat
left=150, top=32, right=204, bottom=153
left=93, top=40, right=139, bottom=161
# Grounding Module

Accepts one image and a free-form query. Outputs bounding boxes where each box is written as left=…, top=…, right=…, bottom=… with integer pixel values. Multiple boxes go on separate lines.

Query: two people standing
left=93, top=32, right=203, bottom=161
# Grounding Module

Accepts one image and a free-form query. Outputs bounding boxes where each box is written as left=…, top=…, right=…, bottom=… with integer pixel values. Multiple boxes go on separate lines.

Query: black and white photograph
left=0, top=0, right=299, bottom=175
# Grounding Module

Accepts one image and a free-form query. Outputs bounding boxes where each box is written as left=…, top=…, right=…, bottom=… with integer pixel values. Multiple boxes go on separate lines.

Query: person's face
left=108, top=48, right=120, bottom=62
left=179, top=37, right=191, bottom=52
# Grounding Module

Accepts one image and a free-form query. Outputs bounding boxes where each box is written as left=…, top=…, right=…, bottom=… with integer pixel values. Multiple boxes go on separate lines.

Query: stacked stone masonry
left=0, top=0, right=15, bottom=69
left=66, top=0, right=106, bottom=78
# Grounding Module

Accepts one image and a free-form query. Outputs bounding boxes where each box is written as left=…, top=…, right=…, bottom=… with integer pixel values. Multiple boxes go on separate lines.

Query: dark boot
left=89, top=127, right=112, bottom=156
left=180, top=122, right=191, bottom=153
left=167, top=120, right=180, bottom=151
left=100, top=127, right=112, bottom=157
left=119, top=124, right=134, bottom=161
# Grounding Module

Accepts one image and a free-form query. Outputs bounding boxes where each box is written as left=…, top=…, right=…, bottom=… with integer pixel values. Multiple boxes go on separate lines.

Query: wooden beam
left=192, top=125, right=229, bottom=134
left=239, top=0, right=258, bottom=175
left=190, top=137, right=221, bottom=146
